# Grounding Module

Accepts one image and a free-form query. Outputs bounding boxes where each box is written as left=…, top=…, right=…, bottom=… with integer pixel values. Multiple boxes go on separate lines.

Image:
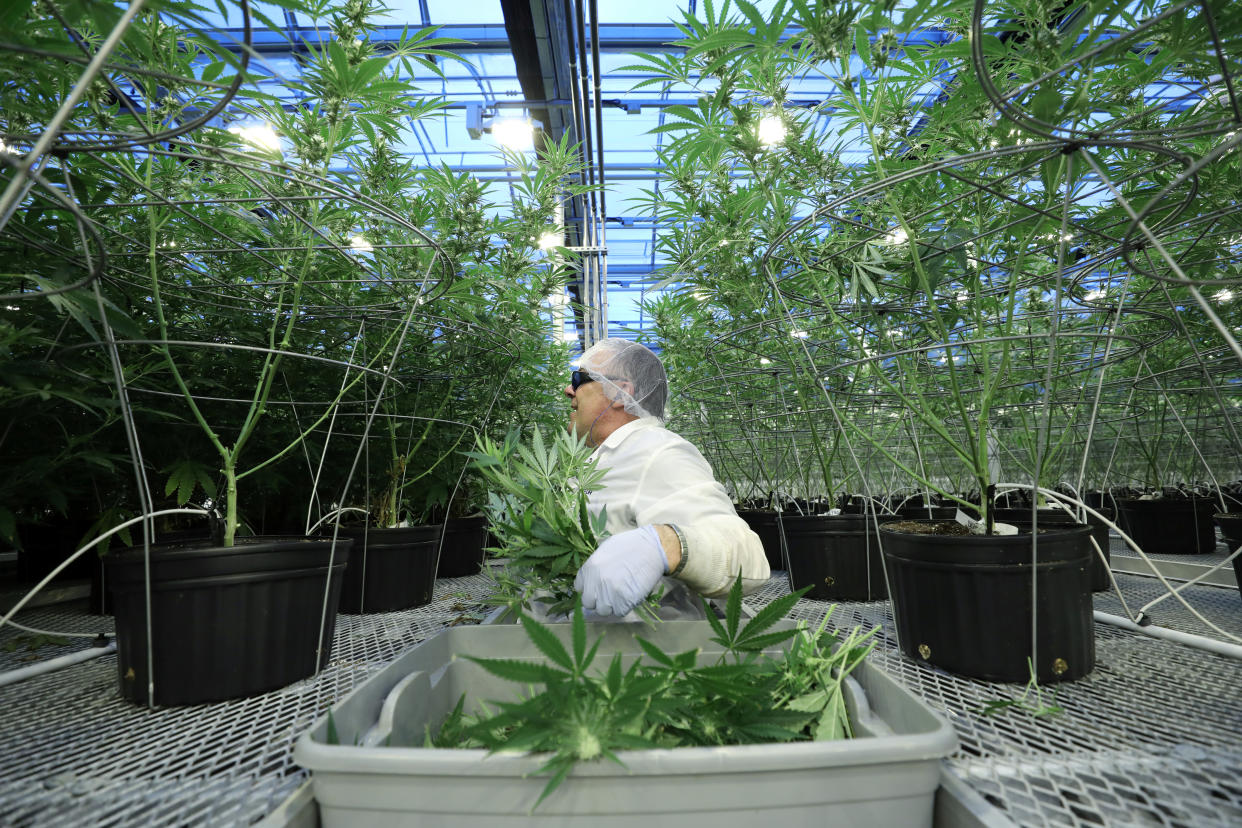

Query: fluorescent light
left=228, top=124, right=281, bottom=154
left=491, top=117, right=534, bottom=151
left=757, top=114, right=787, bottom=146
left=537, top=230, right=561, bottom=250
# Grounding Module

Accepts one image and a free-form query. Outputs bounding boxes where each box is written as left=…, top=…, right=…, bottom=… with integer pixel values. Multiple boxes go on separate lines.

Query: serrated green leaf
left=786, top=689, right=830, bottom=713
left=464, top=656, right=563, bottom=685
left=518, top=614, right=574, bottom=672
left=635, top=635, right=676, bottom=668
left=736, top=585, right=809, bottom=646
left=730, top=629, right=798, bottom=652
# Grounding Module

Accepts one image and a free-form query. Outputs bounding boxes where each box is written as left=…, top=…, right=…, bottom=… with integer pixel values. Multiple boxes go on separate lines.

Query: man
left=567, top=338, right=770, bottom=617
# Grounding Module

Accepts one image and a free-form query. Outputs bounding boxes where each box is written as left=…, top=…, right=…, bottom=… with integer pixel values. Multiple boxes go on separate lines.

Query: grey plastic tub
left=294, top=620, right=958, bottom=827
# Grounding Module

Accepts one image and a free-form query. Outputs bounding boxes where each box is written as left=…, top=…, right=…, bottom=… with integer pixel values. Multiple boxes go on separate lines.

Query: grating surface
left=749, top=575, right=1242, bottom=828
left=1109, top=532, right=1238, bottom=568
left=0, top=568, right=1240, bottom=827
left=0, top=575, right=495, bottom=828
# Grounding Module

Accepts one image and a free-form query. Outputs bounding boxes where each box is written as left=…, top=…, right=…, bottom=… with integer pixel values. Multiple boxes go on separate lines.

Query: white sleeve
left=629, top=441, right=770, bottom=597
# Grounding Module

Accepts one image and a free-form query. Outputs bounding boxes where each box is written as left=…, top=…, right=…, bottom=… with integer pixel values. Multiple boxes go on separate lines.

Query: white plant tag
left=992, top=522, right=1019, bottom=535
left=828, top=508, right=842, bottom=516
left=955, top=509, right=985, bottom=534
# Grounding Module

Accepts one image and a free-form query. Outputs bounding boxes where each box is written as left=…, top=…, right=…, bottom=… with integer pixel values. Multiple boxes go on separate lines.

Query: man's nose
left=564, top=384, right=574, bottom=398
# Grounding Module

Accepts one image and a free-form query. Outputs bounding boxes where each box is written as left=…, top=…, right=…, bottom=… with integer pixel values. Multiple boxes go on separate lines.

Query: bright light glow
left=548, top=293, right=569, bottom=308
left=349, top=235, right=373, bottom=254
left=1083, top=289, right=1106, bottom=301
left=759, top=357, right=771, bottom=365
left=558, top=330, right=578, bottom=343
left=537, top=230, right=561, bottom=250
left=1215, top=288, right=1234, bottom=303
left=0, top=140, right=11, bottom=155
left=4, top=305, right=19, bottom=311
left=757, top=114, right=787, bottom=146
left=882, top=227, right=908, bottom=246
left=792, top=330, right=809, bottom=339
left=228, top=124, right=281, bottom=153
left=693, top=290, right=709, bottom=301
left=491, top=117, right=534, bottom=150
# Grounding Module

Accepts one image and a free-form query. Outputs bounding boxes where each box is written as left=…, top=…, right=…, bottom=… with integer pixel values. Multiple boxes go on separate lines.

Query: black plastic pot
left=993, top=508, right=1113, bottom=593
left=879, top=521, right=1094, bottom=683
left=435, top=516, right=489, bottom=578
left=779, top=514, right=893, bottom=601
left=105, top=536, right=350, bottom=706
left=897, top=505, right=960, bottom=521
left=334, top=525, right=440, bottom=613
left=1214, top=514, right=1242, bottom=602
left=1115, top=498, right=1217, bottom=555
left=91, top=527, right=214, bottom=615
left=736, top=509, right=782, bottom=570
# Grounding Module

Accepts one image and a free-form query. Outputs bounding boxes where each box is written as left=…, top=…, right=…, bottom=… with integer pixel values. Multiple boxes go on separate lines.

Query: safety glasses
left=570, top=369, right=596, bottom=391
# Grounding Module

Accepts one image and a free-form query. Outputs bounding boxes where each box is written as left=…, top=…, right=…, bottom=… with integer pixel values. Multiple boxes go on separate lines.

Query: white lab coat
left=588, top=417, right=770, bottom=599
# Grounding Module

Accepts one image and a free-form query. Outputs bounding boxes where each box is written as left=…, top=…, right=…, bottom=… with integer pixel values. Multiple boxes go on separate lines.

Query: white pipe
left=0, top=508, right=209, bottom=634
left=1094, top=611, right=1242, bottom=661
left=0, top=642, right=116, bottom=688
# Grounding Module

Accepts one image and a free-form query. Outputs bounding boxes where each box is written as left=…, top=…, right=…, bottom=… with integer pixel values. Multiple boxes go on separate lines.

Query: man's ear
left=609, top=380, right=635, bottom=409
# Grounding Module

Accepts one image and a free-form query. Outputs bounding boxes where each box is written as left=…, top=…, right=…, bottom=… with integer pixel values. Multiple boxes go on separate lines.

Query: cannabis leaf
left=163, top=459, right=218, bottom=507
left=434, top=582, right=876, bottom=811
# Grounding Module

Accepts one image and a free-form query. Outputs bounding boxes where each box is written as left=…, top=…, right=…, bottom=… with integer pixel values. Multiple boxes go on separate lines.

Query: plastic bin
left=294, top=620, right=959, bottom=827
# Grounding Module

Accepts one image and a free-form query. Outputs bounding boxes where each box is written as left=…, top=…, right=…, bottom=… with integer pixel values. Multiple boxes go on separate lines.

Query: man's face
left=565, top=370, right=611, bottom=445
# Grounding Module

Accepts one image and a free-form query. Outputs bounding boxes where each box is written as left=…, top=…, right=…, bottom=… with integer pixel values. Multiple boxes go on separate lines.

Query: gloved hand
left=574, top=525, right=668, bottom=617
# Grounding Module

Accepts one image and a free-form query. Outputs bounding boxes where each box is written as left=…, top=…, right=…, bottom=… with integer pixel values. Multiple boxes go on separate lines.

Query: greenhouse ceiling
left=159, top=0, right=1220, bottom=347
left=2, top=0, right=1229, bottom=351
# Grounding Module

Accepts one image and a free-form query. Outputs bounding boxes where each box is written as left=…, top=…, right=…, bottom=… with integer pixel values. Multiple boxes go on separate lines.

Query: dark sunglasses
left=571, top=369, right=596, bottom=391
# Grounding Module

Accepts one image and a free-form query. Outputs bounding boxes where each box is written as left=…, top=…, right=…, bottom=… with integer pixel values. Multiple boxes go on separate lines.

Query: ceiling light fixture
left=228, top=123, right=281, bottom=154
left=758, top=114, right=787, bottom=146
left=490, top=117, right=535, bottom=151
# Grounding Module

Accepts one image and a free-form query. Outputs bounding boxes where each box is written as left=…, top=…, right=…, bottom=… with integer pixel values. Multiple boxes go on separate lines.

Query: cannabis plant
left=432, top=576, right=876, bottom=809
left=466, top=427, right=610, bottom=617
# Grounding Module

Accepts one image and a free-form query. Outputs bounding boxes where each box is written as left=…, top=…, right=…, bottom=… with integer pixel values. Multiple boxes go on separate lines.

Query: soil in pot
left=333, top=525, right=440, bottom=613
left=736, top=509, right=782, bottom=570
left=105, top=536, right=350, bottom=706
left=780, top=513, right=895, bottom=601
left=880, top=521, right=1094, bottom=683
left=1116, top=498, right=1217, bottom=555
left=435, top=516, right=489, bottom=578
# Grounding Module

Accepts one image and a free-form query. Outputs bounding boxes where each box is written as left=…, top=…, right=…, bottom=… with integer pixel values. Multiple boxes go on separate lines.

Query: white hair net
left=578, top=338, right=668, bottom=422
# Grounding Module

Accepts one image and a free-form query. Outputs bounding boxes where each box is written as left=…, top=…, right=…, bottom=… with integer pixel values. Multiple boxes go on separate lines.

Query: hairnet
left=577, top=338, right=668, bottom=422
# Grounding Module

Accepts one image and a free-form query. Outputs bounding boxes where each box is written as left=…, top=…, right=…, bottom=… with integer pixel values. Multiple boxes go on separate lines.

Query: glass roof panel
left=594, top=0, right=688, bottom=24
left=367, top=0, right=428, bottom=26
left=185, top=1, right=290, bottom=28
left=426, top=0, right=505, bottom=24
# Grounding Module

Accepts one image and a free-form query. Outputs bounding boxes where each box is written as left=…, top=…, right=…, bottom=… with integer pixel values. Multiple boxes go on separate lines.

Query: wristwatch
left=667, top=523, right=689, bottom=577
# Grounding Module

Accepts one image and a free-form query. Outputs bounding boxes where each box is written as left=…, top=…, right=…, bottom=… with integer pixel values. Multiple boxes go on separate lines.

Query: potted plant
left=1, top=0, right=469, bottom=703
